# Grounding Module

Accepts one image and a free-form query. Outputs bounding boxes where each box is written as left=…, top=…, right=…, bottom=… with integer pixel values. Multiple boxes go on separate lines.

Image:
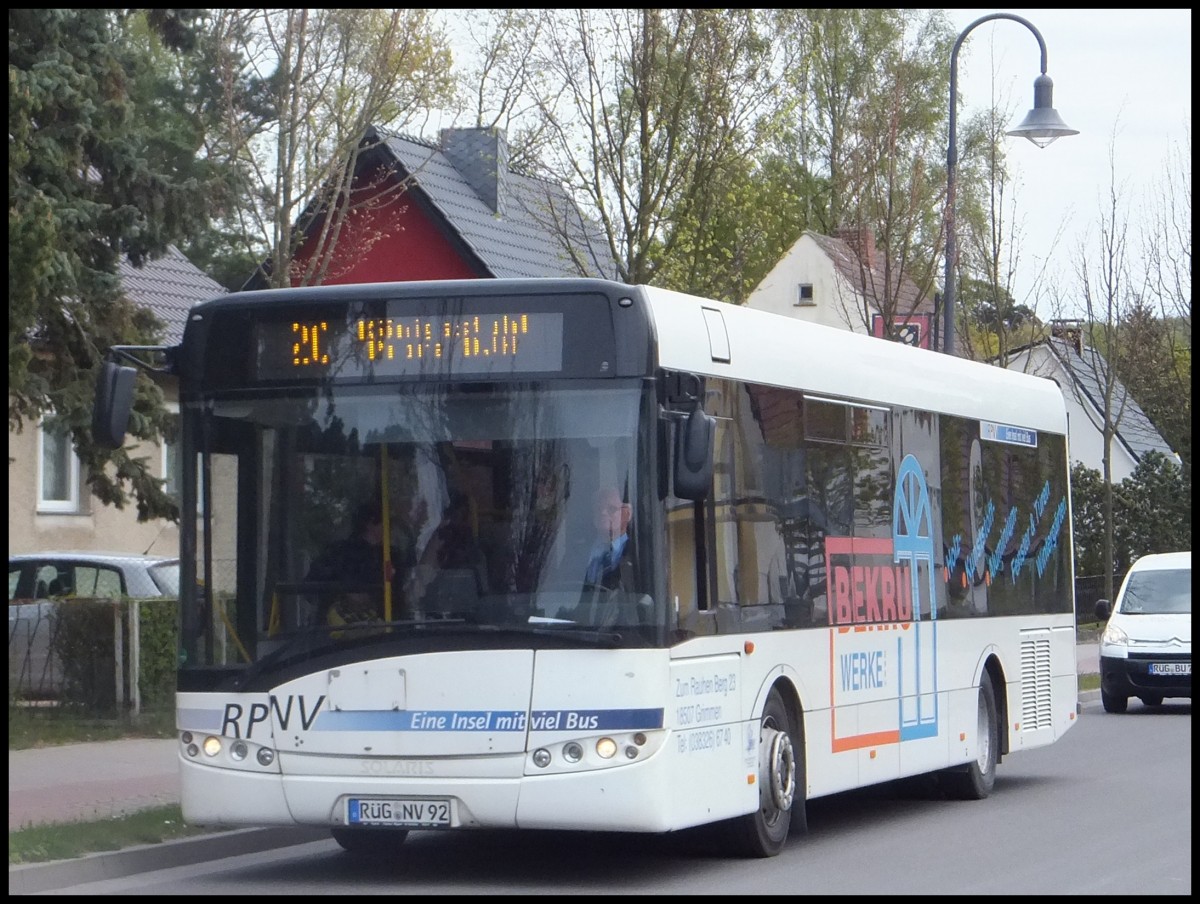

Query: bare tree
left=209, top=9, right=457, bottom=288
left=1138, top=124, right=1192, bottom=476
left=514, top=9, right=790, bottom=285
left=784, top=10, right=954, bottom=340
left=1068, top=133, right=1139, bottom=603
left=454, top=9, right=563, bottom=174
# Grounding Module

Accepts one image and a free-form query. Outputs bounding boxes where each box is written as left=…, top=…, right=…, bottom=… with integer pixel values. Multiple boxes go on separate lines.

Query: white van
left=1094, top=551, right=1191, bottom=713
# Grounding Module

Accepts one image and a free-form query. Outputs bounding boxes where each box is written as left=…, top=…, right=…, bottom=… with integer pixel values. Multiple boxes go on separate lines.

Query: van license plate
left=347, top=798, right=452, bottom=827
left=1148, top=662, right=1190, bottom=676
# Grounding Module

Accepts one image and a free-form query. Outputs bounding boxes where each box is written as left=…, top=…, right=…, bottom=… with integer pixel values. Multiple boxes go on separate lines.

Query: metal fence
left=1075, top=572, right=1126, bottom=621
left=8, top=596, right=176, bottom=714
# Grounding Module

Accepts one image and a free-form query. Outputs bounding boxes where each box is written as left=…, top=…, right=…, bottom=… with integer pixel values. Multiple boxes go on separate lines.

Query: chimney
left=835, top=226, right=877, bottom=268
left=1050, top=318, right=1083, bottom=355
left=439, top=127, right=508, bottom=216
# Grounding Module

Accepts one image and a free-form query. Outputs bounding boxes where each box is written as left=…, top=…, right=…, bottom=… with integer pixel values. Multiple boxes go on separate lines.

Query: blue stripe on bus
left=311, top=707, right=665, bottom=732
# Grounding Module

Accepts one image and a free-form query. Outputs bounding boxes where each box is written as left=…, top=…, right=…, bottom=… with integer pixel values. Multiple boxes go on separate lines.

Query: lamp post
left=942, top=13, right=1078, bottom=356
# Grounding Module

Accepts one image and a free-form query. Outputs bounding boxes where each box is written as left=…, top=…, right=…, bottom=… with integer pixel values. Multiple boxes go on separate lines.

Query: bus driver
left=584, top=486, right=634, bottom=591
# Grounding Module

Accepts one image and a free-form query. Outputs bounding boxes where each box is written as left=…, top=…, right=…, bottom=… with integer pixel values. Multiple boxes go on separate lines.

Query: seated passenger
left=305, top=503, right=412, bottom=627
left=407, top=493, right=487, bottom=610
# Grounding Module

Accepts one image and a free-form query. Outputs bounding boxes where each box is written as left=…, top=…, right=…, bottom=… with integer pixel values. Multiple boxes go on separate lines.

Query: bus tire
left=331, top=826, right=409, bottom=855
left=723, top=687, right=802, bottom=857
left=941, top=671, right=998, bottom=800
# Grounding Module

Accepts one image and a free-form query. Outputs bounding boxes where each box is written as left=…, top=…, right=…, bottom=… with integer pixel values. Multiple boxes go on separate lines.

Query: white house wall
left=745, top=234, right=867, bottom=332
left=7, top=384, right=182, bottom=558
left=1004, top=347, right=1139, bottom=482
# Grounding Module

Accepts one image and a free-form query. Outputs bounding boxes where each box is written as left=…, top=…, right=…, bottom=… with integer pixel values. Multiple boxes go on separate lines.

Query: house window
left=162, top=440, right=205, bottom=514
left=796, top=284, right=815, bottom=306
left=37, top=415, right=81, bottom=513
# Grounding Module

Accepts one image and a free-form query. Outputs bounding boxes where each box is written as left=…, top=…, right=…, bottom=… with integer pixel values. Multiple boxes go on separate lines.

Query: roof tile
left=118, top=245, right=226, bottom=343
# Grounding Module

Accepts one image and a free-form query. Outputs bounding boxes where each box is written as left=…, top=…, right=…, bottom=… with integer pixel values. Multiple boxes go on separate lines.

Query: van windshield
left=1118, top=568, right=1191, bottom=615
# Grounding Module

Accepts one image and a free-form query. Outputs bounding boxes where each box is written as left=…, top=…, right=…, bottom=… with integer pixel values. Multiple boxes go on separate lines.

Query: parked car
left=9, top=551, right=180, bottom=601
left=1094, top=550, right=1191, bottom=713
left=8, top=552, right=180, bottom=699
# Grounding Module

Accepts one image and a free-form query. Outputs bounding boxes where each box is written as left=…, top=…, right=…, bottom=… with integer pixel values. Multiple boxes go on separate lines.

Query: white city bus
left=95, top=278, right=1079, bottom=857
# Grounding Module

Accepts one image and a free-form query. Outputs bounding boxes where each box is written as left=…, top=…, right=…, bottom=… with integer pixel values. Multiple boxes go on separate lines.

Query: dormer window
left=796, top=284, right=815, bottom=306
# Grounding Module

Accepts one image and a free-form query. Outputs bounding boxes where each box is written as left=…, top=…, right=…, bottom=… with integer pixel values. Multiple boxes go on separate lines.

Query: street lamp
left=941, top=13, right=1078, bottom=356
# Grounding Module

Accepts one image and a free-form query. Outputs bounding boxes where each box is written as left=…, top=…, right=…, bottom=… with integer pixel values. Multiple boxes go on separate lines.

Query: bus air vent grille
left=1019, top=637, right=1053, bottom=730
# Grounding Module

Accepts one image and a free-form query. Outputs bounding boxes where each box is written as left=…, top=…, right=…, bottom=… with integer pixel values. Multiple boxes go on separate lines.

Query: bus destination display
left=254, top=311, right=565, bottom=380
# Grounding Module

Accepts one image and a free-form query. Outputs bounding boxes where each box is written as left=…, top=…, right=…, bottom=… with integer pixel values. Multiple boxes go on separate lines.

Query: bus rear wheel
left=723, top=687, right=804, bottom=857
left=941, top=671, right=998, bottom=800
left=331, top=826, right=409, bottom=855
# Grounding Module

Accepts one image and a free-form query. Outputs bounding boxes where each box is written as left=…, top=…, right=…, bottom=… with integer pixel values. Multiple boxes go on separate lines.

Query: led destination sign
left=255, top=311, right=565, bottom=381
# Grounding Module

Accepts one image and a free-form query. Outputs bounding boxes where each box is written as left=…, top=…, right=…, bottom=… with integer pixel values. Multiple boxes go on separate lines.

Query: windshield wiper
left=231, top=617, right=427, bottom=688
left=412, top=620, right=624, bottom=646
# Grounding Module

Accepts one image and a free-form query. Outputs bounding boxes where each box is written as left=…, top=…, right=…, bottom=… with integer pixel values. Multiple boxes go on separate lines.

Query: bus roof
left=642, top=285, right=1068, bottom=435
left=177, top=277, right=1066, bottom=434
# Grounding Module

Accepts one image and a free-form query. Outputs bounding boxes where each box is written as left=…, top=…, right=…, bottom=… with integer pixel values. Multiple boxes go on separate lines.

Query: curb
left=8, top=826, right=328, bottom=895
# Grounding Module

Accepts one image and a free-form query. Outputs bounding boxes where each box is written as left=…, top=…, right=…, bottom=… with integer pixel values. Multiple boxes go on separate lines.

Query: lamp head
left=1007, top=73, right=1079, bottom=148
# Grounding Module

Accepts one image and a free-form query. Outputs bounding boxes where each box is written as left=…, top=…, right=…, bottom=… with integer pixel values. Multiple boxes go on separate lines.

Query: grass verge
left=8, top=805, right=229, bottom=865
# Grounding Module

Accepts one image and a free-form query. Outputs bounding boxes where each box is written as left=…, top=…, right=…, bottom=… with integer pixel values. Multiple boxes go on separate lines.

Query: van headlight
left=1100, top=621, right=1129, bottom=653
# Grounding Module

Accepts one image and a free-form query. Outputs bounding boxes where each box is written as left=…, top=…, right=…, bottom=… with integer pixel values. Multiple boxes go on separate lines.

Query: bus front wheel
left=723, top=687, right=805, bottom=857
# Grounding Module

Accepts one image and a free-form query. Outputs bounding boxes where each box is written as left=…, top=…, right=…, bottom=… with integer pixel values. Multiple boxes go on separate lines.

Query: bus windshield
left=182, top=380, right=662, bottom=674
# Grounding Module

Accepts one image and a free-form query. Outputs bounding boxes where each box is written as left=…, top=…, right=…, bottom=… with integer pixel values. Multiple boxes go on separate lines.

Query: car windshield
left=1118, top=568, right=1191, bottom=615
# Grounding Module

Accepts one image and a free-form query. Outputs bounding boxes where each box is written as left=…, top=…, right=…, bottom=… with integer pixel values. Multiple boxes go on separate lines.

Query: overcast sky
left=942, top=9, right=1191, bottom=317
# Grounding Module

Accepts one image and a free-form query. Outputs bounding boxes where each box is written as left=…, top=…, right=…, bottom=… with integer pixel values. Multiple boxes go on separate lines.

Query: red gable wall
left=289, top=171, right=481, bottom=286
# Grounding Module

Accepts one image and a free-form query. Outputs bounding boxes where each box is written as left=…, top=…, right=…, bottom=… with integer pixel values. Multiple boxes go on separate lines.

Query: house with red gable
left=245, top=125, right=617, bottom=288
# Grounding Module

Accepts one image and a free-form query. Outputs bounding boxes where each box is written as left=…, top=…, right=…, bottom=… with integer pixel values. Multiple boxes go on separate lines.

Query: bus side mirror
left=673, top=408, right=714, bottom=500
left=93, top=360, right=138, bottom=449
left=1094, top=599, right=1111, bottom=621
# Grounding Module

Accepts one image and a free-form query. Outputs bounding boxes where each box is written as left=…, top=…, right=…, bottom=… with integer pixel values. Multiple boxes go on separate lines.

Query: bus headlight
left=595, top=737, right=617, bottom=759
left=230, top=740, right=249, bottom=761
left=203, top=735, right=223, bottom=757
left=562, top=742, right=583, bottom=763
left=256, top=747, right=276, bottom=767
left=532, top=748, right=552, bottom=768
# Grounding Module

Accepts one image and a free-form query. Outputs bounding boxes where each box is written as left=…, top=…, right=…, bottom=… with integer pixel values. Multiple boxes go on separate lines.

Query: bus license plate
left=347, top=798, right=452, bottom=827
left=1148, top=662, right=1190, bottom=676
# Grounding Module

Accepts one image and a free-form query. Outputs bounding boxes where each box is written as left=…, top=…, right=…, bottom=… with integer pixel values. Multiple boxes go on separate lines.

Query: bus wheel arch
left=774, top=679, right=809, bottom=837
left=723, top=679, right=807, bottom=857
left=983, top=656, right=1009, bottom=761
left=940, top=660, right=1003, bottom=800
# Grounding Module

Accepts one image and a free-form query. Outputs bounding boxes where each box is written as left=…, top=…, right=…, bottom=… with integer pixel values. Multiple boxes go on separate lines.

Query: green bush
left=136, top=597, right=179, bottom=708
